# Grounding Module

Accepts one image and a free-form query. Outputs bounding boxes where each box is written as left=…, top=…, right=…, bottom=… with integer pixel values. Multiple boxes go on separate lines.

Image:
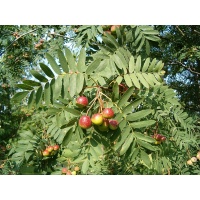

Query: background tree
left=151, top=25, right=200, bottom=114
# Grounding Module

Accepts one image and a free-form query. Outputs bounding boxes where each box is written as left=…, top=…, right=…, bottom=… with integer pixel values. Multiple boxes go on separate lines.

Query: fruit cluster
left=186, top=151, right=200, bottom=166
left=35, top=39, right=44, bottom=50
left=61, top=166, right=80, bottom=175
left=102, top=25, right=121, bottom=36
left=76, top=96, right=118, bottom=131
left=152, top=134, right=166, bottom=145
left=42, top=144, right=60, bottom=157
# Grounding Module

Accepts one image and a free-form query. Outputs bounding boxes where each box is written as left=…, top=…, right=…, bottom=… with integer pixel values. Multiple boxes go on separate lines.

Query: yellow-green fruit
left=191, top=157, right=197, bottom=163
left=196, top=151, right=200, bottom=160
left=187, top=159, right=193, bottom=165
left=71, top=171, right=76, bottom=175
left=91, top=113, right=103, bottom=125
left=154, top=141, right=161, bottom=145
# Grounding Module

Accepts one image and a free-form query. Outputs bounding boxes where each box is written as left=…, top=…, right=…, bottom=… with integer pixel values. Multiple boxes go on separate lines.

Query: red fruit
left=79, top=116, right=92, bottom=129
left=66, top=170, right=72, bottom=175
left=62, top=167, right=68, bottom=174
left=98, top=118, right=109, bottom=131
left=46, top=146, right=54, bottom=153
left=154, top=134, right=163, bottom=141
left=74, top=166, right=80, bottom=171
left=53, top=145, right=59, bottom=151
left=111, top=25, right=120, bottom=35
left=91, top=113, right=103, bottom=125
left=76, top=96, right=88, bottom=108
left=103, top=30, right=111, bottom=35
left=161, top=136, right=166, bottom=142
left=42, top=150, right=50, bottom=157
left=102, top=108, right=114, bottom=119
left=109, top=119, right=118, bottom=130
left=119, top=83, right=128, bottom=93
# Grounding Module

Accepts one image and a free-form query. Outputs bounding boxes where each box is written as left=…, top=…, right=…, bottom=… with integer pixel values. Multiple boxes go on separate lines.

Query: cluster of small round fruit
left=102, top=25, right=121, bottom=36
left=61, top=166, right=80, bottom=175
left=152, top=134, right=166, bottom=144
left=76, top=96, right=119, bottom=131
left=186, top=151, right=200, bottom=166
left=35, top=39, right=44, bottom=50
left=42, top=144, right=60, bottom=157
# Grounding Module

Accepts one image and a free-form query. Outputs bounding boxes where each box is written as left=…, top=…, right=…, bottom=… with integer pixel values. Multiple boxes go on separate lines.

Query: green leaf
left=30, top=70, right=48, bottom=82
left=23, top=80, right=41, bottom=87
left=142, top=58, right=150, bottom=72
left=63, top=74, right=70, bottom=99
left=62, top=128, right=73, bottom=146
left=134, top=132, right=155, bottom=143
left=136, top=37, right=145, bottom=52
left=104, top=32, right=119, bottom=48
left=40, top=63, right=55, bottom=78
left=148, top=58, right=157, bottom=72
left=60, top=117, right=78, bottom=129
left=118, top=86, right=134, bottom=107
left=12, top=91, right=29, bottom=102
left=120, top=133, right=134, bottom=155
left=65, top=48, right=76, bottom=71
left=140, top=150, right=151, bottom=168
left=82, top=159, right=89, bottom=174
left=142, top=73, right=155, bottom=86
left=136, top=139, right=158, bottom=151
left=28, top=90, right=35, bottom=109
left=102, top=36, right=117, bottom=50
left=112, top=82, right=119, bottom=102
left=69, top=73, right=77, bottom=97
left=145, top=35, right=160, bottom=42
left=44, top=82, right=51, bottom=106
left=76, top=73, right=85, bottom=94
left=129, top=56, right=135, bottom=73
left=130, top=73, right=141, bottom=89
left=16, top=84, right=33, bottom=90
left=46, top=53, right=61, bottom=74
left=86, top=59, right=101, bottom=75
left=143, top=30, right=159, bottom=35
left=131, top=120, right=156, bottom=128
left=124, top=74, right=133, bottom=87
left=96, top=59, right=108, bottom=73
left=126, top=109, right=153, bottom=121
left=123, top=98, right=143, bottom=115
left=116, top=76, right=123, bottom=84
left=57, top=49, right=69, bottom=73
left=146, top=40, right=150, bottom=55
left=54, top=76, right=63, bottom=100
left=135, top=56, right=141, bottom=72
left=35, top=86, right=43, bottom=108
left=136, top=73, right=149, bottom=88
left=77, top=48, right=86, bottom=72
left=114, top=126, right=131, bottom=151
left=64, top=108, right=81, bottom=116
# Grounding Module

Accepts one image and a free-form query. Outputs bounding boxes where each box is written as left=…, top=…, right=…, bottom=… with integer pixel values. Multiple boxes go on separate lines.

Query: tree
left=151, top=25, right=200, bottom=113
left=2, top=25, right=200, bottom=175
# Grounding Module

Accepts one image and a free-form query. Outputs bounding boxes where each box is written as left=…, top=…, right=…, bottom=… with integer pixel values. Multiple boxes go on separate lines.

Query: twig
left=176, top=25, right=185, bottom=36
left=169, top=61, right=200, bottom=75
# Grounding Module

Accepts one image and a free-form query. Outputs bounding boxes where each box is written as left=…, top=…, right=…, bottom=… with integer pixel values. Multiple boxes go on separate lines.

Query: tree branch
left=169, top=61, right=200, bottom=75
left=175, top=25, right=185, bottom=36
left=0, top=28, right=38, bottom=56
